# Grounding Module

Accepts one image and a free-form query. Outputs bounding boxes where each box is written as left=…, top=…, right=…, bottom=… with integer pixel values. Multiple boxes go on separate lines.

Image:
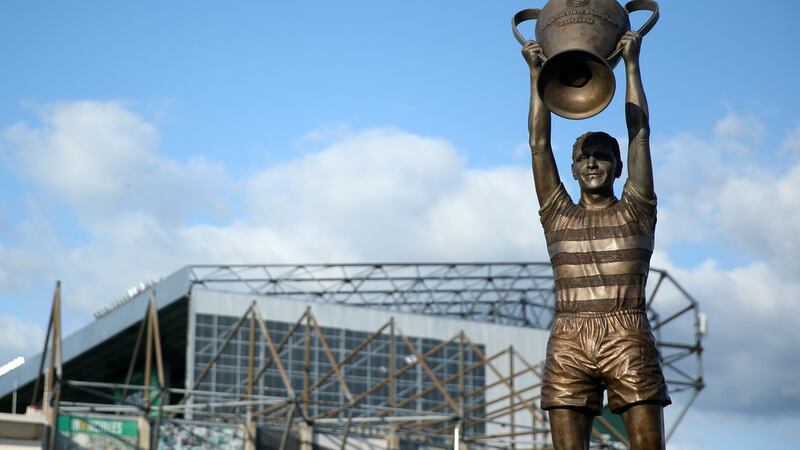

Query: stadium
left=0, top=262, right=704, bottom=449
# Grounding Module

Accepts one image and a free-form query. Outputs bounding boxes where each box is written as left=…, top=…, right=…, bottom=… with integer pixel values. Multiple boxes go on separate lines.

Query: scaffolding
left=33, top=263, right=703, bottom=449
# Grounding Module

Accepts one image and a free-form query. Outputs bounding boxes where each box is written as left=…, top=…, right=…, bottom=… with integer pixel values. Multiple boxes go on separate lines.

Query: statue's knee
left=550, top=426, right=589, bottom=450
left=551, top=436, right=588, bottom=450
left=627, top=430, right=664, bottom=450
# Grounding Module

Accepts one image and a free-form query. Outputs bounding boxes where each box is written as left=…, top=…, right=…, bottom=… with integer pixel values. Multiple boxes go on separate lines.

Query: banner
left=56, top=415, right=138, bottom=449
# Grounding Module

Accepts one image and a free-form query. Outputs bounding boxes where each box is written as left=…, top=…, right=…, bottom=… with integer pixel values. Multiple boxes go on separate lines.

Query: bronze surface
left=521, top=15, right=668, bottom=447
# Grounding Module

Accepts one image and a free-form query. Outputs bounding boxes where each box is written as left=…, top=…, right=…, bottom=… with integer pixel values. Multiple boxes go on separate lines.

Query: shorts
left=540, top=309, right=671, bottom=415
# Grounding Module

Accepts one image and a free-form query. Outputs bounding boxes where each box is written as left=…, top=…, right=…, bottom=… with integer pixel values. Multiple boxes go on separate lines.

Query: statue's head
left=570, top=131, right=623, bottom=195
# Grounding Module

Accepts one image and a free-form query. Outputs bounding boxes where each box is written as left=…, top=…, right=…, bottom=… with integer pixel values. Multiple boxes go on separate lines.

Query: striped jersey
left=539, top=181, right=657, bottom=313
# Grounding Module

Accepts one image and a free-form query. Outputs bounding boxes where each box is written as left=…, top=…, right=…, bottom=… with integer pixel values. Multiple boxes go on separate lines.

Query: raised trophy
left=513, top=0, right=659, bottom=119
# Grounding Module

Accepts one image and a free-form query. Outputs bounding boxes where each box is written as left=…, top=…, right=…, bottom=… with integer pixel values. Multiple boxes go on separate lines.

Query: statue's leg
left=598, top=311, right=670, bottom=450
left=543, top=315, right=602, bottom=450
left=620, top=403, right=665, bottom=450
left=548, top=407, right=594, bottom=450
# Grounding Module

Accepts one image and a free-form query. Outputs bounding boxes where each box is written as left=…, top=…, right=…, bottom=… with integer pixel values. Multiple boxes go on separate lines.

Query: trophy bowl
left=513, top=0, right=659, bottom=119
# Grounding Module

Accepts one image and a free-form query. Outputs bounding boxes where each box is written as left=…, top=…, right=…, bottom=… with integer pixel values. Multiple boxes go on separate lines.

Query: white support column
left=299, top=423, right=313, bottom=450
left=386, top=425, right=400, bottom=450
left=138, top=417, right=151, bottom=450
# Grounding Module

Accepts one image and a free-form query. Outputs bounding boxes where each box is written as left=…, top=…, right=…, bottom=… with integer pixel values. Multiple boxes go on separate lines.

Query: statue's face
left=571, top=144, right=619, bottom=195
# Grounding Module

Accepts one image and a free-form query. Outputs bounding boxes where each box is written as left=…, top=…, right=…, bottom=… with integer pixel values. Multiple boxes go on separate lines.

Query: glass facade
left=192, top=314, right=486, bottom=435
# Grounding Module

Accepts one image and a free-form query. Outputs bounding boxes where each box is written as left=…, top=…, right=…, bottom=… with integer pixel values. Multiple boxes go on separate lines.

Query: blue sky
left=0, top=1, right=798, bottom=449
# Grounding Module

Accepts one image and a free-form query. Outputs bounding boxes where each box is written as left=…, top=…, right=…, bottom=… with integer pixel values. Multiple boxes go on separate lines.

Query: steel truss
left=182, top=303, right=558, bottom=448
left=185, top=263, right=704, bottom=446
left=39, top=263, right=703, bottom=449
left=188, top=263, right=559, bottom=329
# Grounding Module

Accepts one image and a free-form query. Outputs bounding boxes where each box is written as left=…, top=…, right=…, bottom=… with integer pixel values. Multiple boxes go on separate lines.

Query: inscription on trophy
left=560, top=16, right=594, bottom=26
left=540, top=8, right=620, bottom=30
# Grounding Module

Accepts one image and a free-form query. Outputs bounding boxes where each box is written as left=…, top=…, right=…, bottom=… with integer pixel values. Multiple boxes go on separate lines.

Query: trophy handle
left=607, top=0, right=660, bottom=61
left=512, top=8, right=548, bottom=63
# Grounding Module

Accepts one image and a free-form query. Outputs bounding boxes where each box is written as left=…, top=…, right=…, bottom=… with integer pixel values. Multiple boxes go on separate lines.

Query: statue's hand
left=521, top=40, right=544, bottom=71
left=619, top=31, right=641, bottom=65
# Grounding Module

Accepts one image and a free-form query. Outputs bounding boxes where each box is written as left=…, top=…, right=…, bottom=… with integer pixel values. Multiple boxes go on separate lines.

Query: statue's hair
left=572, top=131, right=622, bottom=178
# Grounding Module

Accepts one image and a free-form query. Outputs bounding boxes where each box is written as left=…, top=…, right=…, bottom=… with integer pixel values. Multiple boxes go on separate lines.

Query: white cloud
left=246, top=128, right=466, bottom=236
left=0, top=241, right=50, bottom=294
left=4, top=101, right=229, bottom=225
left=246, top=129, right=543, bottom=261
left=1, top=107, right=549, bottom=321
left=654, top=257, right=800, bottom=414
left=781, top=123, right=800, bottom=156
left=5, top=101, right=158, bottom=201
left=718, top=164, right=800, bottom=278
left=651, top=132, right=727, bottom=246
left=650, top=113, right=800, bottom=416
left=0, top=314, right=45, bottom=364
left=713, top=112, right=764, bottom=146
left=654, top=113, right=800, bottom=267
left=665, top=409, right=800, bottom=450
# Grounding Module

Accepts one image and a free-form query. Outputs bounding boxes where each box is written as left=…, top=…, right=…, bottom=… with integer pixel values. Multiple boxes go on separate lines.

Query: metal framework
left=183, top=304, right=556, bottom=448
left=37, top=263, right=703, bottom=449
left=187, top=263, right=560, bottom=329
left=184, top=263, right=705, bottom=444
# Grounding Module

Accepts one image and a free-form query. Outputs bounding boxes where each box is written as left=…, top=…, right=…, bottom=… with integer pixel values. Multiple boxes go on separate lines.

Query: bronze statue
left=520, top=22, right=670, bottom=450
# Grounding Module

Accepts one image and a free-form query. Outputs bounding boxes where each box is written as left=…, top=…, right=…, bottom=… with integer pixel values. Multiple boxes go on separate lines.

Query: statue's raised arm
left=621, top=31, right=654, bottom=198
left=522, top=41, right=561, bottom=207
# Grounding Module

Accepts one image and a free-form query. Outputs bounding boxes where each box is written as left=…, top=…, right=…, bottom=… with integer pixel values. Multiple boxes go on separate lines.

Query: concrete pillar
left=386, top=425, right=400, bottom=450
left=299, top=423, right=313, bottom=450
left=138, top=417, right=151, bottom=450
